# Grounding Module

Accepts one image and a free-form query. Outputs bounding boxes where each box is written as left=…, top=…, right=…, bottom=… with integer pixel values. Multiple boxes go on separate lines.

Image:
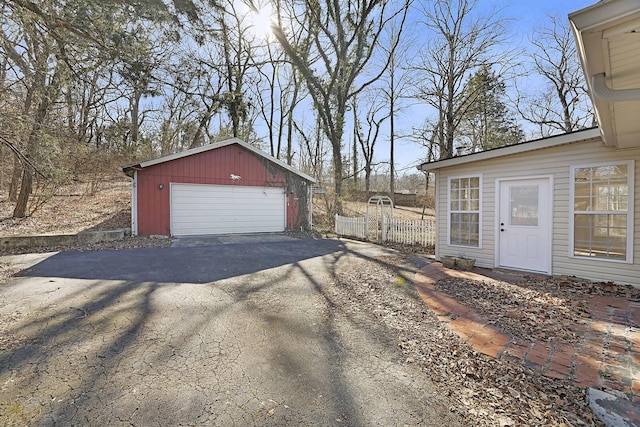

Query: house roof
left=122, top=138, right=316, bottom=183
left=570, top=0, right=640, bottom=149
left=417, top=127, right=601, bottom=172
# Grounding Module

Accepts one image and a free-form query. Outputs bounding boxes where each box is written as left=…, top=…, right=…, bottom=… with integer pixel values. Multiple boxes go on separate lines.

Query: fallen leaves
left=0, top=236, right=172, bottom=258
left=0, top=312, right=28, bottom=352
left=435, top=275, right=637, bottom=346
left=333, top=256, right=601, bottom=426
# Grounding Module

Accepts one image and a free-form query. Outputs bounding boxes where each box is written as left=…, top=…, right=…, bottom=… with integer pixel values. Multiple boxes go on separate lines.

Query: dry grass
left=312, top=194, right=435, bottom=234
left=0, top=178, right=131, bottom=237
left=342, top=200, right=434, bottom=220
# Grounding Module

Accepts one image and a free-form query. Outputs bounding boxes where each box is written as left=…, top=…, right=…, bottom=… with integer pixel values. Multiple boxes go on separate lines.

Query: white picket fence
left=335, top=214, right=435, bottom=247
left=382, top=216, right=436, bottom=246
left=334, top=215, right=367, bottom=239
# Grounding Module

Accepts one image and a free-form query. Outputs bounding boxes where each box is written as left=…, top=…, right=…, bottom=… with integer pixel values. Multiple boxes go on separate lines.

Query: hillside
left=0, top=178, right=131, bottom=237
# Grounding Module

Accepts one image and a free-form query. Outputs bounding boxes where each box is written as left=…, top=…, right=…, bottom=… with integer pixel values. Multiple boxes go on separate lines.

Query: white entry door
left=498, top=178, right=551, bottom=273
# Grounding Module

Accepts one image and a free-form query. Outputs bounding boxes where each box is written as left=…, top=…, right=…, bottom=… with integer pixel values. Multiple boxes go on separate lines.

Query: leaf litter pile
left=436, top=275, right=639, bottom=345
left=332, top=255, right=601, bottom=426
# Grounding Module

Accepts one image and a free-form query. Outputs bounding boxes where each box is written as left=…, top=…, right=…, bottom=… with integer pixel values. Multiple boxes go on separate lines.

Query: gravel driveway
left=0, top=237, right=461, bottom=426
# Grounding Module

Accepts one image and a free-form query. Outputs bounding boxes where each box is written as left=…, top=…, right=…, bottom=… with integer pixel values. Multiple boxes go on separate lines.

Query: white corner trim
left=132, top=171, right=138, bottom=236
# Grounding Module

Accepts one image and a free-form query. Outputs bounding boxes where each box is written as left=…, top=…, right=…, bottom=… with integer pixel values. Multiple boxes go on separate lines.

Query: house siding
left=433, top=136, right=640, bottom=286
left=135, top=144, right=311, bottom=236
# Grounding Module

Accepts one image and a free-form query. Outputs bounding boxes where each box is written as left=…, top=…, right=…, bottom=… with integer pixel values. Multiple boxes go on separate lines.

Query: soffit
left=570, top=0, right=640, bottom=149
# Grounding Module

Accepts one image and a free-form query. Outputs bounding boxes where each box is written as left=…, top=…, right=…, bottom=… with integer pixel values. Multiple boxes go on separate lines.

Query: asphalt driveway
left=0, top=236, right=461, bottom=426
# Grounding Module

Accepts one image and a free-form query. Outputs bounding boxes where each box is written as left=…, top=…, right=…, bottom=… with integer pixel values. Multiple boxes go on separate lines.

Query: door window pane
left=510, top=186, right=538, bottom=226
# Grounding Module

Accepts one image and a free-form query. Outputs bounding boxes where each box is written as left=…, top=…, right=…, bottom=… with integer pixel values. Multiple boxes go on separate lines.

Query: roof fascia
left=417, top=128, right=602, bottom=172
left=568, top=0, right=640, bottom=33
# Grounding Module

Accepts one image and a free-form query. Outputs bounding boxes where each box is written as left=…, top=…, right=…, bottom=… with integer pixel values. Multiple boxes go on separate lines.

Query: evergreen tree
left=457, top=66, right=523, bottom=154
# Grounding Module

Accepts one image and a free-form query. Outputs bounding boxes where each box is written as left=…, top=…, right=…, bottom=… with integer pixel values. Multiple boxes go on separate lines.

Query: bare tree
left=379, top=16, right=414, bottom=201
left=1, top=2, right=68, bottom=217
left=272, top=0, right=410, bottom=214
left=214, top=1, right=258, bottom=139
left=117, top=37, right=164, bottom=156
left=252, top=35, right=307, bottom=163
left=517, top=16, right=594, bottom=136
left=355, top=92, right=390, bottom=193
left=412, top=0, right=510, bottom=160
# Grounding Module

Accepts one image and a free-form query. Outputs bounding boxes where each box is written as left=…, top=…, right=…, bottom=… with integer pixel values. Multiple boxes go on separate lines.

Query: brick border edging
left=413, top=263, right=628, bottom=393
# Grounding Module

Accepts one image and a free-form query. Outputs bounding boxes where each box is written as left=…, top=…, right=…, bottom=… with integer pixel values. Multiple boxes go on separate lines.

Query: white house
left=418, top=0, right=640, bottom=286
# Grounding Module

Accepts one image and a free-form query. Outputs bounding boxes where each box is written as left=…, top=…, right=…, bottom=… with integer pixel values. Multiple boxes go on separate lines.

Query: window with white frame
left=449, top=176, right=481, bottom=247
left=571, top=161, right=634, bottom=261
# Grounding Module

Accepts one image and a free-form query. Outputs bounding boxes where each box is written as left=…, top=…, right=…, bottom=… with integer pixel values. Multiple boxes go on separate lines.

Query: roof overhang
left=417, top=127, right=601, bottom=172
left=122, top=138, right=316, bottom=183
left=570, top=0, right=640, bottom=149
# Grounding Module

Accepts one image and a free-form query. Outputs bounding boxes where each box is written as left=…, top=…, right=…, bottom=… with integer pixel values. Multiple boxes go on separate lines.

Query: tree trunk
left=388, top=51, right=396, bottom=203
left=389, top=94, right=395, bottom=204
left=286, top=113, right=294, bottom=165
left=130, top=90, right=140, bottom=153
left=191, top=102, right=217, bottom=149
left=365, top=166, right=371, bottom=193
left=12, top=166, right=32, bottom=218
left=352, top=133, right=358, bottom=190
left=8, top=155, right=22, bottom=202
left=332, top=143, right=343, bottom=215
left=286, top=76, right=300, bottom=166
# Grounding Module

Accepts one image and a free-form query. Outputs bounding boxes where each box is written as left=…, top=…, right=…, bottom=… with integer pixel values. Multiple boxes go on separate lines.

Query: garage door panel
left=170, top=184, right=285, bottom=236
left=235, top=198, right=281, bottom=212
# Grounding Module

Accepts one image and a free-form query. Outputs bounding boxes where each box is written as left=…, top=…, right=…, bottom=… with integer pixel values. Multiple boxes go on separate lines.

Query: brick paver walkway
left=414, top=263, right=640, bottom=404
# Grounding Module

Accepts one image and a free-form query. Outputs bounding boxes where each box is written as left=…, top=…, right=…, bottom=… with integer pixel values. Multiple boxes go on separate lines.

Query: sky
left=385, top=0, right=597, bottom=177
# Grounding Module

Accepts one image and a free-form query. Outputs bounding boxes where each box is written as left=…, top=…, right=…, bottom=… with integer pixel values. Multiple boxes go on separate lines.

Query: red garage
left=122, top=138, right=315, bottom=237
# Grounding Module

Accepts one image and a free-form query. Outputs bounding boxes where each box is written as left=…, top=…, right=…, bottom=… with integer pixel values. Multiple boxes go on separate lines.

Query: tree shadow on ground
left=0, top=238, right=444, bottom=425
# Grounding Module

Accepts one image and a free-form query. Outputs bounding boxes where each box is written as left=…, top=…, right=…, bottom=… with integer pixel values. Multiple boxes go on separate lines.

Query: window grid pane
left=573, top=164, right=629, bottom=261
left=450, top=177, right=480, bottom=247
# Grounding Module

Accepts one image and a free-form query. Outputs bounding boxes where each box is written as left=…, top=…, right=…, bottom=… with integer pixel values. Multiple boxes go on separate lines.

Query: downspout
left=433, top=172, right=439, bottom=261
left=592, top=73, right=640, bottom=101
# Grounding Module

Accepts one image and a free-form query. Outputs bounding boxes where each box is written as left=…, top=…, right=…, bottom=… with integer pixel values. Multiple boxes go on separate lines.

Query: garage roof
left=122, top=138, right=316, bottom=183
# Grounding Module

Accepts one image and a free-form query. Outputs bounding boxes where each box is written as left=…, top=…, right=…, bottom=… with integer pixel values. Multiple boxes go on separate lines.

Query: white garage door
left=170, top=183, right=286, bottom=236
